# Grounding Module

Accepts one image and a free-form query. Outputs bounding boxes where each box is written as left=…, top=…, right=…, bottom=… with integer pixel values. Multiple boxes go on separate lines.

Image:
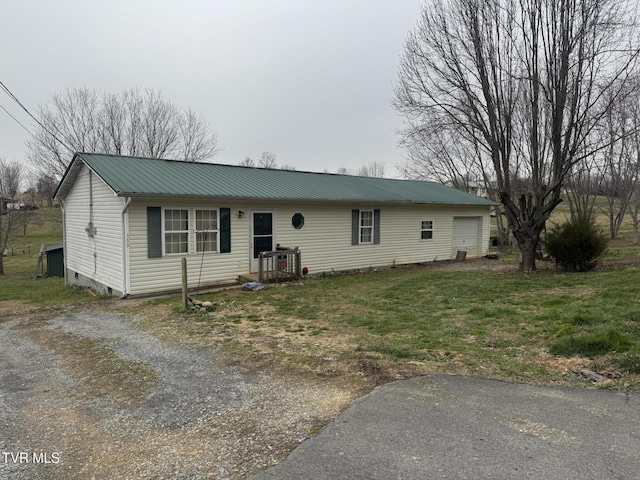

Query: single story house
left=54, top=153, right=495, bottom=297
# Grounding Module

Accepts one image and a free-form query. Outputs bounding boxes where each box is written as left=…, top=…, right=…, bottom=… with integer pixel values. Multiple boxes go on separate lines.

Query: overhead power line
left=0, top=102, right=32, bottom=134
left=0, top=80, right=72, bottom=151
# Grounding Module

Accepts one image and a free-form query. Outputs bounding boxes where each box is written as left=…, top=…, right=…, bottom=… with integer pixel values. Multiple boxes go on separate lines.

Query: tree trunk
left=0, top=253, right=4, bottom=276
left=494, top=206, right=510, bottom=251
left=516, top=235, right=539, bottom=272
left=500, top=193, right=550, bottom=273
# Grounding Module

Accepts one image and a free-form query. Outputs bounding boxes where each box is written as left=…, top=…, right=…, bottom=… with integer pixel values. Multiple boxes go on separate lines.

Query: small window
left=164, top=209, right=189, bottom=254
left=360, top=210, right=373, bottom=244
left=196, top=209, right=219, bottom=253
left=421, top=220, right=433, bottom=240
left=292, top=213, right=304, bottom=229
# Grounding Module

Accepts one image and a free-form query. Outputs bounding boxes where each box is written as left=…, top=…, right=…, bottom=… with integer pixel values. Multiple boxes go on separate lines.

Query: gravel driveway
left=0, top=303, right=351, bottom=479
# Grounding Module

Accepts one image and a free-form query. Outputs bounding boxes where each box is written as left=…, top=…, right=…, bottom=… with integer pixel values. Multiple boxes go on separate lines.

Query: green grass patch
left=362, top=344, right=427, bottom=360
left=550, top=328, right=632, bottom=356
left=616, top=353, right=640, bottom=373
left=0, top=207, right=93, bottom=305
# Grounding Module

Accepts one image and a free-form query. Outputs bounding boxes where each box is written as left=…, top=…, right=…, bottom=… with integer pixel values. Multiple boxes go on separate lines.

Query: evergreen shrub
left=545, top=213, right=608, bottom=271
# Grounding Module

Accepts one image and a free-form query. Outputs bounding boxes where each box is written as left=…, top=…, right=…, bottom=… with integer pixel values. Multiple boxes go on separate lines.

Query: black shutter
left=352, top=209, right=359, bottom=245
left=374, top=209, right=381, bottom=244
left=220, top=208, right=231, bottom=253
left=147, top=207, right=162, bottom=258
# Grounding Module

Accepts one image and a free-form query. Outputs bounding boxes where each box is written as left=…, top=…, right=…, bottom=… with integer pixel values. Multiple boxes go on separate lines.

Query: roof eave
left=113, top=191, right=496, bottom=206
left=53, top=153, right=84, bottom=201
left=54, top=152, right=118, bottom=201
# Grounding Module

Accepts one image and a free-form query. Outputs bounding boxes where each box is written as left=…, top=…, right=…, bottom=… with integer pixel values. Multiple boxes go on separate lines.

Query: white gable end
left=62, top=164, right=125, bottom=294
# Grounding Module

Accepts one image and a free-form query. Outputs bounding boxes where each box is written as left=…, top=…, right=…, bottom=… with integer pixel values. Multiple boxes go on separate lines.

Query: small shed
left=43, top=243, right=64, bottom=277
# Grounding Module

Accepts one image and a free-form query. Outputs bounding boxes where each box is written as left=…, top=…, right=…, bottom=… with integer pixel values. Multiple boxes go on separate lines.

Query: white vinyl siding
left=127, top=198, right=490, bottom=296
left=275, top=203, right=490, bottom=274
left=128, top=199, right=245, bottom=295
left=63, top=165, right=124, bottom=293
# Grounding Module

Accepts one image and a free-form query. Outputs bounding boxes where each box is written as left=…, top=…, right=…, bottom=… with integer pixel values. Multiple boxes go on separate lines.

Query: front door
left=251, top=211, right=274, bottom=273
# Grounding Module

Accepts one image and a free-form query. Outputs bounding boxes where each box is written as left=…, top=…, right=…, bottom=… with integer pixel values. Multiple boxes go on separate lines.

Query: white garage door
left=452, top=217, right=480, bottom=257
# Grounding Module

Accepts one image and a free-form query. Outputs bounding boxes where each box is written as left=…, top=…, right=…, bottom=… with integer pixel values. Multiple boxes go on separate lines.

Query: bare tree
left=334, top=162, right=386, bottom=177
left=631, top=186, right=640, bottom=244
left=239, top=157, right=256, bottom=167
left=178, top=107, right=219, bottom=163
left=27, top=87, right=220, bottom=178
left=598, top=87, right=639, bottom=239
left=394, top=0, right=640, bottom=271
left=258, top=152, right=278, bottom=169
left=357, top=161, right=386, bottom=178
left=626, top=77, right=640, bottom=243
left=240, top=153, right=281, bottom=169
left=23, top=173, right=38, bottom=207
left=0, top=159, right=24, bottom=275
left=398, top=123, right=483, bottom=188
left=564, top=154, right=604, bottom=222
left=36, top=174, right=57, bottom=207
left=15, top=209, right=36, bottom=237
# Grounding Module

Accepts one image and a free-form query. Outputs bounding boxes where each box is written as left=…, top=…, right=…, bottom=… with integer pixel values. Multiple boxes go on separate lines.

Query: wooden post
left=33, top=244, right=45, bottom=278
left=181, top=257, right=188, bottom=310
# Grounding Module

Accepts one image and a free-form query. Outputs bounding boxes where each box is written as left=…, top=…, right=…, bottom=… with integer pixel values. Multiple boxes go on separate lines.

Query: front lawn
left=140, top=259, right=640, bottom=392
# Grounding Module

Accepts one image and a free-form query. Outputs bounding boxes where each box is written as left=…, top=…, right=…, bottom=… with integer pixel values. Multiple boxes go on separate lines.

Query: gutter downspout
left=121, top=197, right=131, bottom=298
left=60, top=199, right=67, bottom=284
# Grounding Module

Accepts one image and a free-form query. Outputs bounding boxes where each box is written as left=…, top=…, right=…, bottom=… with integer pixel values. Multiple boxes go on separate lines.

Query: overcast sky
left=0, top=0, right=423, bottom=177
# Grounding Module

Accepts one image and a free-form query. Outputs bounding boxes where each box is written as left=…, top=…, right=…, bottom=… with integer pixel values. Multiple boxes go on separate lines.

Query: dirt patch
left=20, top=326, right=158, bottom=407
left=0, top=301, right=43, bottom=321
left=522, top=347, right=587, bottom=375
left=137, top=299, right=425, bottom=391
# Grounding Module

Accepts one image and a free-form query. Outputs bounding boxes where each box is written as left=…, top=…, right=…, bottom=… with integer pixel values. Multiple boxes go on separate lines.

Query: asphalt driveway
left=250, top=375, right=640, bottom=480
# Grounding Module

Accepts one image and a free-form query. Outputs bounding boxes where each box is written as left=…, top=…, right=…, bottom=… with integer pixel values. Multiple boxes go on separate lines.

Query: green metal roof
left=55, top=152, right=495, bottom=206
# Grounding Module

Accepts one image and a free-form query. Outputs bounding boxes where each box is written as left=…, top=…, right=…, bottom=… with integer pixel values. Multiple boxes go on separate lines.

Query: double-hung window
left=163, top=208, right=219, bottom=255
left=196, top=209, right=219, bottom=253
left=351, top=209, right=380, bottom=246
left=360, top=210, right=374, bottom=244
left=148, top=207, right=230, bottom=258
left=421, top=220, right=433, bottom=240
left=164, top=209, right=189, bottom=254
